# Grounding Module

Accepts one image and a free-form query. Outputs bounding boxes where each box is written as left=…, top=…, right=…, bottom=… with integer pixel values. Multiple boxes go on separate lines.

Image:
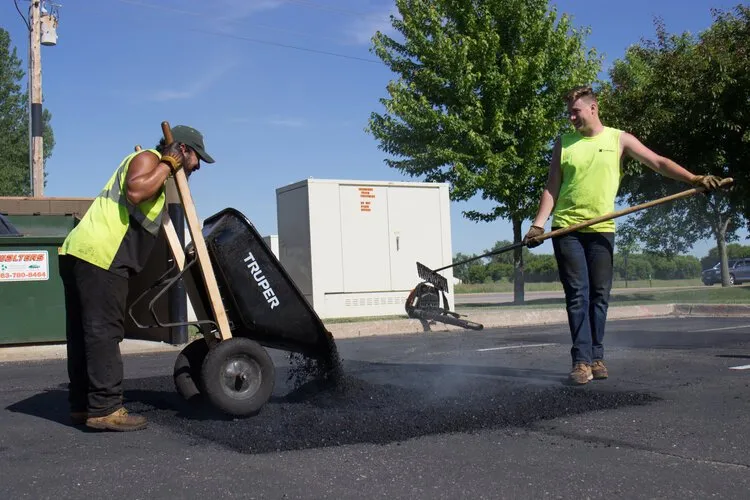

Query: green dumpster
left=0, top=214, right=76, bottom=345
left=0, top=194, right=187, bottom=346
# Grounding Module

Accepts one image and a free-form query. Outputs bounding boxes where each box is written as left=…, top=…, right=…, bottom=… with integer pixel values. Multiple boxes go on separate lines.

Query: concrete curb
left=1, top=303, right=749, bottom=363
left=0, top=339, right=182, bottom=363
left=326, top=303, right=679, bottom=339
left=672, top=303, right=750, bottom=317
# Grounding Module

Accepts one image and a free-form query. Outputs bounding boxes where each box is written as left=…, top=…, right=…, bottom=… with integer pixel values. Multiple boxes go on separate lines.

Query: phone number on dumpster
left=0, top=271, right=48, bottom=280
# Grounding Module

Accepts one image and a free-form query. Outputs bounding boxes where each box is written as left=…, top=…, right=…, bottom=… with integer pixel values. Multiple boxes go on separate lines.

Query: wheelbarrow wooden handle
left=160, top=121, right=233, bottom=342
left=132, top=142, right=188, bottom=274
left=161, top=121, right=174, bottom=145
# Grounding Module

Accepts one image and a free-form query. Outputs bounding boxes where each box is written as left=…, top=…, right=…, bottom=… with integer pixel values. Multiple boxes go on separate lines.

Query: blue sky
left=2, top=0, right=745, bottom=260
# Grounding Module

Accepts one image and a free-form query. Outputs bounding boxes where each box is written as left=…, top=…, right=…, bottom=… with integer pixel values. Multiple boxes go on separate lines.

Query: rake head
left=416, top=262, right=449, bottom=292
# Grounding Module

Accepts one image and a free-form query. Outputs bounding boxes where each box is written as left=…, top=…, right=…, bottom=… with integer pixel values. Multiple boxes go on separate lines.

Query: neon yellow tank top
left=59, top=149, right=167, bottom=276
left=552, top=126, right=622, bottom=232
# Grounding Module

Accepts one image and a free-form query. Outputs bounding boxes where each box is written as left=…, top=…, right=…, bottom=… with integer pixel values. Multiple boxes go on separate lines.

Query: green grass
left=454, top=278, right=703, bottom=294
left=456, top=283, right=750, bottom=311
left=323, top=314, right=409, bottom=324
left=611, top=284, right=750, bottom=305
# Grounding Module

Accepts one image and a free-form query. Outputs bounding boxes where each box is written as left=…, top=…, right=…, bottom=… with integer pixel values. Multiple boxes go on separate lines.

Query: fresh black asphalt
left=1, top=316, right=748, bottom=499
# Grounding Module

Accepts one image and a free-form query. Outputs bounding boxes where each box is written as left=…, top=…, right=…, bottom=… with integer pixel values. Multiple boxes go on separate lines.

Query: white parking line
left=424, top=343, right=557, bottom=357
left=729, top=364, right=750, bottom=370
left=477, top=343, right=556, bottom=352
left=690, top=324, right=750, bottom=333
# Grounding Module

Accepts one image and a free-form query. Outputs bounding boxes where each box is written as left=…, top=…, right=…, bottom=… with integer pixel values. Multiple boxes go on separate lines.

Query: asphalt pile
left=125, top=366, right=659, bottom=455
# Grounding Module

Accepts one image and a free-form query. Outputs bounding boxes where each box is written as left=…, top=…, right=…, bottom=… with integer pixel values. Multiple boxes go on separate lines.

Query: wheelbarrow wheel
left=201, top=337, right=275, bottom=417
left=173, top=338, right=209, bottom=401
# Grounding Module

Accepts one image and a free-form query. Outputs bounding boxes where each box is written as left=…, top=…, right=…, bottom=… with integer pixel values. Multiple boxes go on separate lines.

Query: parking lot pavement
left=1, top=316, right=749, bottom=499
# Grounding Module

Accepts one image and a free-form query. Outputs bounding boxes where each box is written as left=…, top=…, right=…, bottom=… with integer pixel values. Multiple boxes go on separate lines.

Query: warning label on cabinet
left=0, top=250, right=50, bottom=282
left=358, top=187, right=375, bottom=212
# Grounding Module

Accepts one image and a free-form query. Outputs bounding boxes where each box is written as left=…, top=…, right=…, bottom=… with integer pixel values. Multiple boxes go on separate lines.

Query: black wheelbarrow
left=129, top=208, right=337, bottom=417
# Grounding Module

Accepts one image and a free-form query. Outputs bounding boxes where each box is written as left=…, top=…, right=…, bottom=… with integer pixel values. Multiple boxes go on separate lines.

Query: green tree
left=600, top=7, right=748, bottom=287
left=0, top=28, right=54, bottom=196
left=485, top=239, right=532, bottom=266
left=613, top=254, right=653, bottom=281
left=647, top=254, right=701, bottom=280
left=700, top=6, right=750, bottom=225
left=615, top=229, right=640, bottom=287
left=467, top=263, right=489, bottom=284
left=487, top=261, right=512, bottom=281
left=368, top=0, right=600, bottom=304
left=525, top=254, right=558, bottom=282
left=452, top=252, right=478, bottom=282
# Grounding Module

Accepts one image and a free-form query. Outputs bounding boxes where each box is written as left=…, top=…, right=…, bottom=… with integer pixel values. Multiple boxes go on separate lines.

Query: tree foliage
left=699, top=6, right=750, bottom=223
left=452, top=251, right=479, bottom=282
left=0, top=28, right=54, bottom=196
left=368, top=0, right=600, bottom=302
left=456, top=240, right=707, bottom=284
left=486, top=239, right=531, bottom=265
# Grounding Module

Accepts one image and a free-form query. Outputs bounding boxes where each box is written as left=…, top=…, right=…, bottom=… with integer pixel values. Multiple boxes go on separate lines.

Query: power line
left=112, top=0, right=381, bottom=44
left=110, top=0, right=385, bottom=65
left=14, top=0, right=32, bottom=31
left=191, top=28, right=382, bottom=64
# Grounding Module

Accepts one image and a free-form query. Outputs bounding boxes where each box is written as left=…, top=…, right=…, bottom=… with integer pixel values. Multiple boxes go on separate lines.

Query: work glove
left=160, top=142, right=185, bottom=175
left=523, top=225, right=545, bottom=248
left=690, top=174, right=722, bottom=191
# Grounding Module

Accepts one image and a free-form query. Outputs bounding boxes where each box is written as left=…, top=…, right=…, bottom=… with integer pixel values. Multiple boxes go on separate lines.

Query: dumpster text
left=244, top=251, right=280, bottom=309
left=0, top=251, right=49, bottom=282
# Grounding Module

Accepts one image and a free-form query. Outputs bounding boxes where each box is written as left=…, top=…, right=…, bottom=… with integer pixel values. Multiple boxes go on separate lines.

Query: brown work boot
left=591, top=360, right=609, bottom=380
left=70, top=411, right=87, bottom=426
left=569, top=362, right=593, bottom=385
left=86, top=407, right=147, bottom=432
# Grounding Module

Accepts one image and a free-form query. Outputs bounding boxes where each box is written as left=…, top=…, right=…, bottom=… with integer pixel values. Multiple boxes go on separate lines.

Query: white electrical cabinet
left=262, top=235, right=280, bottom=259
left=276, top=179, right=454, bottom=319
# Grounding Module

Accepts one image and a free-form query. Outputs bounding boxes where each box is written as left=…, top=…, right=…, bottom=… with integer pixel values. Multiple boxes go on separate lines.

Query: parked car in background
left=702, top=259, right=750, bottom=285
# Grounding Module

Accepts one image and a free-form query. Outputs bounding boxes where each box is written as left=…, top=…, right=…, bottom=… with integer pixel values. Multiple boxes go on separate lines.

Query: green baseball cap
left=171, top=125, right=215, bottom=164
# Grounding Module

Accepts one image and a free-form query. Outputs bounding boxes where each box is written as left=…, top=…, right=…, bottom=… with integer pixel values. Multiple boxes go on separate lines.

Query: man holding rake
left=524, top=85, right=722, bottom=385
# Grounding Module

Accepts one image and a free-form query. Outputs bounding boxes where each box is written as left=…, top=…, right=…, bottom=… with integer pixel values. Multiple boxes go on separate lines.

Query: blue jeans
left=552, top=230, right=615, bottom=365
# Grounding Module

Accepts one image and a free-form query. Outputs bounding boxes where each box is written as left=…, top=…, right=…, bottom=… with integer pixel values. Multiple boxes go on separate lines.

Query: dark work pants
left=59, top=255, right=129, bottom=417
left=552, top=230, right=615, bottom=365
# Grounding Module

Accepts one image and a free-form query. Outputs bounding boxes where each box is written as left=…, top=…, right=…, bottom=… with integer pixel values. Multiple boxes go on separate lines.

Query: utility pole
left=29, top=0, right=44, bottom=197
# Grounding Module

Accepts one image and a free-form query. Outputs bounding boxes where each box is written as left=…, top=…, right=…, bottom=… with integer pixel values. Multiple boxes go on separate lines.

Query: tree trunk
left=717, top=216, right=731, bottom=287
left=708, top=198, right=732, bottom=287
left=513, top=217, right=525, bottom=305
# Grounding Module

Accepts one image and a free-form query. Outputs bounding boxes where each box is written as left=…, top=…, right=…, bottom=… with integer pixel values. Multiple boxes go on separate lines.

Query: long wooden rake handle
left=417, top=177, right=734, bottom=291
left=535, top=177, right=734, bottom=244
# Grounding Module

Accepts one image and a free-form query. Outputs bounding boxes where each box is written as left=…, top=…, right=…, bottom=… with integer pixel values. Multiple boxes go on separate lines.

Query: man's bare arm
left=125, top=151, right=172, bottom=205
left=620, top=132, right=696, bottom=184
